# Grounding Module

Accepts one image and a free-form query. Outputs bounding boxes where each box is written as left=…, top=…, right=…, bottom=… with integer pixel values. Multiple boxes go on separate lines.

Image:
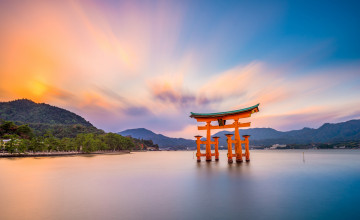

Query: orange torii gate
left=190, top=104, right=259, bottom=163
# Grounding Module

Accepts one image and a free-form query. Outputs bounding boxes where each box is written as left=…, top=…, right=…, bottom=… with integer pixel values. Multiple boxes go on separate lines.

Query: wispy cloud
left=0, top=0, right=359, bottom=137
left=149, top=77, right=196, bottom=108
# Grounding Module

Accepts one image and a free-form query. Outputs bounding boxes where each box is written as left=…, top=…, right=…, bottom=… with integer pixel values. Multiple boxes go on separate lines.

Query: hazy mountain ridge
left=214, top=120, right=360, bottom=146
left=120, top=119, right=360, bottom=148
left=118, top=128, right=195, bottom=148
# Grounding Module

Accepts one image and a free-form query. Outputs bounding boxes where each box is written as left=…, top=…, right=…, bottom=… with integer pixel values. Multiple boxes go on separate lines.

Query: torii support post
left=195, top=135, right=202, bottom=162
left=205, top=121, right=212, bottom=162
left=243, top=135, right=251, bottom=162
left=225, top=134, right=234, bottom=163
left=234, top=119, right=243, bottom=163
left=213, top=136, right=220, bottom=161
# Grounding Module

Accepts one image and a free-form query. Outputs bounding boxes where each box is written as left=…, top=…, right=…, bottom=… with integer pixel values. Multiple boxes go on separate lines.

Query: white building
left=270, top=144, right=287, bottom=149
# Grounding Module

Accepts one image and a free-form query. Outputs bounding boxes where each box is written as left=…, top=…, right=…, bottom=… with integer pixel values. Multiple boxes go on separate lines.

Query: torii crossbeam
left=190, top=104, right=260, bottom=163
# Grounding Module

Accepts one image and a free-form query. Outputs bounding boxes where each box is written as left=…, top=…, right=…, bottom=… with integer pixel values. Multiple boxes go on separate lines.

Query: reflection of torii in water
left=190, top=104, right=260, bottom=163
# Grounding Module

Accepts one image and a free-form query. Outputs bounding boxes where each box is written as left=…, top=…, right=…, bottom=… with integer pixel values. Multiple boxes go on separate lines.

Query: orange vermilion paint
left=191, top=104, right=259, bottom=163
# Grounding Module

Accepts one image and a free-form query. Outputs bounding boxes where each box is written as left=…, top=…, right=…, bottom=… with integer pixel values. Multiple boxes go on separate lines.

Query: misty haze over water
left=0, top=150, right=360, bottom=220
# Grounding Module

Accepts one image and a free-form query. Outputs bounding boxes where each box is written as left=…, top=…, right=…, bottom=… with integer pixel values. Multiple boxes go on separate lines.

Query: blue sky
left=0, top=0, right=359, bottom=138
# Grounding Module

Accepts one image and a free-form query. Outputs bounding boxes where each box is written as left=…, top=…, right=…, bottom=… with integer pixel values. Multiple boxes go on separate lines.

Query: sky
left=0, top=0, right=360, bottom=138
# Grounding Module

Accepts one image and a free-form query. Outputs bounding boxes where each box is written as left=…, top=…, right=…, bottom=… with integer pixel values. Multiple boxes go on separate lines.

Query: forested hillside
left=0, top=99, right=159, bottom=155
left=0, top=99, right=102, bottom=137
left=0, top=99, right=92, bottom=125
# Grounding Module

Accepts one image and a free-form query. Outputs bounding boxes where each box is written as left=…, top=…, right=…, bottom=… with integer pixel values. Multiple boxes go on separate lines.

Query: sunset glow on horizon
left=1, top=0, right=360, bottom=138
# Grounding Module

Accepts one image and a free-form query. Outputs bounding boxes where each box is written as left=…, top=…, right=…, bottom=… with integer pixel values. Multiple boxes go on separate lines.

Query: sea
left=0, top=150, right=360, bottom=220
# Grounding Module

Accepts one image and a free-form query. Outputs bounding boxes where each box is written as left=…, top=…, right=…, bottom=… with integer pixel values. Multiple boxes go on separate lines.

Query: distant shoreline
left=0, top=150, right=132, bottom=158
left=1, top=148, right=358, bottom=158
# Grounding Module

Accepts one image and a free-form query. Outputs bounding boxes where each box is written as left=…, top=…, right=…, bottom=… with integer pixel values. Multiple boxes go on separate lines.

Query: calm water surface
left=1, top=150, right=360, bottom=220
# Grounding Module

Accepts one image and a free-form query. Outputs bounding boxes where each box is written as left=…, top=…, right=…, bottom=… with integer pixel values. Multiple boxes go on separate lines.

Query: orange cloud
left=199, top=62, right=263, bottom=101
left=1, top=1, right=359, bottom=136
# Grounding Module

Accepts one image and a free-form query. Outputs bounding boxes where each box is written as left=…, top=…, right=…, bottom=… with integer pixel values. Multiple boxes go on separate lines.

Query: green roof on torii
left=190, top=103, right=260, bottom=118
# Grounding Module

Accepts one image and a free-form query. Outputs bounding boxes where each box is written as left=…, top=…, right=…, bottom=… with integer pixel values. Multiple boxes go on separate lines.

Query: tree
left=104, top=133, right=119, bottom=151
left=82, top=134, right=96, bottom=153
left=75, top=133, right=98, bottom=153
left=4, top=136, right=17, bottom=154
left=61, top=137, right=78, bottom=152
left=1, top=119, right=141, bottom=154
left=119, top=136, right=135, bottom=150
left=16, top=124, right=33, bottom=139
left=29, top=137, right=46, bottom=152
left=17, top=139, right=29, bottom=154
left=44, top=132, right=60, bottom=152
left=0, top=121, right=17, bottom=137
left=94, top=138, right=107, bottom=151
left=0, top=139, right=4, bottom=153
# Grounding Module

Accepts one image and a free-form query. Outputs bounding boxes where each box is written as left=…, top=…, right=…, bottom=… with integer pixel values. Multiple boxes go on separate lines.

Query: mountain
left=119, top=119, right=360, bottom=148
left=5, top=98, right=358, bottom=146
left=118, top=128, right=195, bottom=149
left=213, top=119, right=360, bottom=146
left=0, top=99, right=92, bottom=126
left=0, top=99, right=103, bottom=137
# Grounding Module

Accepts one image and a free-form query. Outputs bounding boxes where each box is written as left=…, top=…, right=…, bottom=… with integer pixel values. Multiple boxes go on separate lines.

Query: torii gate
left=190, top=104, right=259, bottom=163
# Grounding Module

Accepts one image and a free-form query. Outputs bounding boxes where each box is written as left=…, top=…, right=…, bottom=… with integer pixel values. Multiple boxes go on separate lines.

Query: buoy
left=303, top=152, right=305, bottom=163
